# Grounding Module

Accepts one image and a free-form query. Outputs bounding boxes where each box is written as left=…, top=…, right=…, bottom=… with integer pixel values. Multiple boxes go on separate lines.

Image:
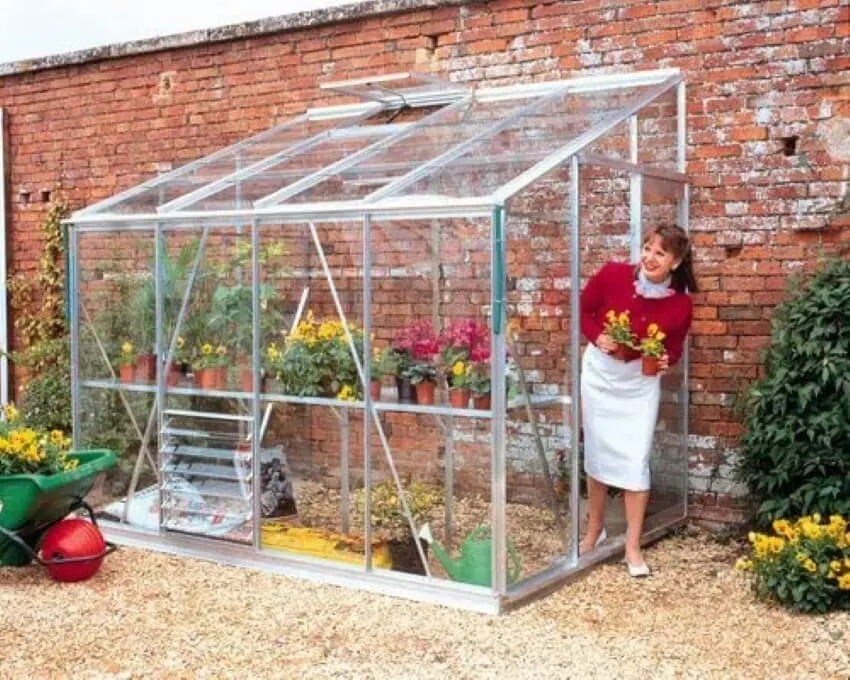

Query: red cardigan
left=580, top=261, right=693, bottom=366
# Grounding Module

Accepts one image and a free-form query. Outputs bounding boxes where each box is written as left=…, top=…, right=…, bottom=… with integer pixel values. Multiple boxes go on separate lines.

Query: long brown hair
left=643, top=223, right=698, bottom=293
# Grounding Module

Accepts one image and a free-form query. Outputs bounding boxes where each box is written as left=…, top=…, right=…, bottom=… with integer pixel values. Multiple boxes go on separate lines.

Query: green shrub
left=737, top=515, right=850, bottom=614
left=735, top=258, right=850, bottom=526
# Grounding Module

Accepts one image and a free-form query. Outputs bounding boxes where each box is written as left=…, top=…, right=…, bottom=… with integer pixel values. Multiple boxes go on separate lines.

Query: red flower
left=440, top=318, right=490, bottom=361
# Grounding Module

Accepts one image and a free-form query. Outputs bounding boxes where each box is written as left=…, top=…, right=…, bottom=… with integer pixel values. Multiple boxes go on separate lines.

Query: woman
left=578, top=223, right=697, bottom=577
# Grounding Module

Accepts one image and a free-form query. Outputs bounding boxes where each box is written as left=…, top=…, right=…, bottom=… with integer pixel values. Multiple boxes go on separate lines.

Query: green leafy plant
left=117, top=341, right=136, bottom=367
left=602, top=309, right=637, bottom=346
left=447, top=359, right=474, bottom=389
left=403, top=360, right=437, bottom=385
left=192, top=343, right=229, bottom=369
left=354, top=479, right=441, bottom=541
left=467, top=362, right=491, bottom=396
left=737, top=514, right=850, bottom=614
left=735, top=258, right=850, bottom=526
left=371, top=347, right=398, bottom=381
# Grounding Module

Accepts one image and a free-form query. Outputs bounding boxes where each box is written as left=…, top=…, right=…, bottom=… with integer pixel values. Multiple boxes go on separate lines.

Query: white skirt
left=580, top=344, right=660, bottom=492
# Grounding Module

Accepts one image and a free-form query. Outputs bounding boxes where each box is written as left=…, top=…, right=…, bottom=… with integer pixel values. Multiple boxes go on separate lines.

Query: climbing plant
left=6, top=198, right=71, bottom=430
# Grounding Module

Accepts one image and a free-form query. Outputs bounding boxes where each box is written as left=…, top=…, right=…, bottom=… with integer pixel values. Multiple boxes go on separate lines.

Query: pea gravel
left=1, top=527, right=848, bottom=679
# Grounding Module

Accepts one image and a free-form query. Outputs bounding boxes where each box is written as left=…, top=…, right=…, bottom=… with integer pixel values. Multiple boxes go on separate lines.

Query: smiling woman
left=578, top=223, right=696, bottom=577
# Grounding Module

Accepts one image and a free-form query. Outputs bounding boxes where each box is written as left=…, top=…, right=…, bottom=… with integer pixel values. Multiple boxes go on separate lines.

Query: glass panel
left=393, top=83, right=660, bottom=200
left=504, top=167, right=575, bottom=583
left=93, top=115, right=366, bottom=215
left=256, top=220, right=370, bottom=568
left=77, top=227, right=159, bottom=529
left=642, top=178, right=689, bottom=530
left=156, top=224, right=258, bottom=544
left=637, top=88, right=679, bottom=173
left=364, top=217, right=493, bottom=585
left=191, top=128, right=402, bottom=212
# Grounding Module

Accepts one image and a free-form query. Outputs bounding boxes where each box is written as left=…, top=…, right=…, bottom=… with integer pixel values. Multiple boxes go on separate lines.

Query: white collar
left=634, top=269, right=674, bottom=299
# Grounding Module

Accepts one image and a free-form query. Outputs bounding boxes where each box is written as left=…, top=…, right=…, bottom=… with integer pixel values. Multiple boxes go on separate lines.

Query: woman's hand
left=658, top=353, right=670, bottom=374
left=596, top=333, right=618, bottom=353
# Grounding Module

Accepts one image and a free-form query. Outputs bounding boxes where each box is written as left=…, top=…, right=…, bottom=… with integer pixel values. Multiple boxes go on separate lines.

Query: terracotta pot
left=641, top=355, right=660, bottom=377
left=165, top=363, right=182, bottom=387
left=472, top=393, right=491, bottom=410
left=215, top=366, right=229, bottom=390
left=135, top=353, right=157, bottom=383
left=240, top=367, right=265, bottom=393
left=370, top=380, right=382, bottom=401
left=119, top=364, right=135, bottom=384
left=194, top=367, right=219, bottom=390
left=449, top=387, right=471, bottom=409
left=611, top=344, right=633, bottom=361
left=415, top=380, right=436, bottom=405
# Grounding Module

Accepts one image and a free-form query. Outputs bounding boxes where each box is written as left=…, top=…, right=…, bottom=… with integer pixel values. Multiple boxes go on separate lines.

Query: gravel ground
left=1, top=527, right=848, bottom=679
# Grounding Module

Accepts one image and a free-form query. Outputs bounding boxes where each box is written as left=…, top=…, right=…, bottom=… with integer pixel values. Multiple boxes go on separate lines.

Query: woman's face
left=640, top=234, right=681, bottom=283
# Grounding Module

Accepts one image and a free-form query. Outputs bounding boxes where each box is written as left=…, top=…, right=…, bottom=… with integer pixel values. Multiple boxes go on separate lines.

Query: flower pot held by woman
left=641, top=355, right=660, bottom=377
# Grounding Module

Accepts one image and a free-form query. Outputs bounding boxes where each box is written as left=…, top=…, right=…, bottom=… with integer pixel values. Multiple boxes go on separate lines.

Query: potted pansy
left=193, top=342, right=229, bottom=390
left=447, top=360, right=473, bottom=408
left=639, top=323, right=666, bottom=376
left=439, top=319, right=489, bottom=387
left=117, top=341, right=136, bottom=384
left=603, top=310, right=638, bottom=360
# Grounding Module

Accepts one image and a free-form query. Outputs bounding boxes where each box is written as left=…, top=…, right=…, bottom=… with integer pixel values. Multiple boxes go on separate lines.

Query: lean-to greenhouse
left=70, top=68, right=690, bottom=613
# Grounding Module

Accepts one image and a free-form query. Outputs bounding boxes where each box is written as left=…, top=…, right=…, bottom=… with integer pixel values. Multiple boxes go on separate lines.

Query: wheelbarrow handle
left=36, top=542, right=117, bottom=567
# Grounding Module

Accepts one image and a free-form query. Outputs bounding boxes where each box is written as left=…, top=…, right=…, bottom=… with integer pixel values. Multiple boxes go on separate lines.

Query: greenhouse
left=69, top=68, right=690, bottom=614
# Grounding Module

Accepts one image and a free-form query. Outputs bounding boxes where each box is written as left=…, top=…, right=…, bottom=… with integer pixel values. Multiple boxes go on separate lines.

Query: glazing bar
left=569, top=156, right=582, bottom=565
left=491, top=207, right=508, bottom=594
left=363, top=215, right=373, bottom=571
left=629, top=115, right=642, bottom=261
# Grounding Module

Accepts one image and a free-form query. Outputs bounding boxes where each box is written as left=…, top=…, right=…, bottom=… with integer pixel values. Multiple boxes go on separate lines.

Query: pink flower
left=393, top=320, right=440, bottom=360
left=440, top=318, right=490, bottom=362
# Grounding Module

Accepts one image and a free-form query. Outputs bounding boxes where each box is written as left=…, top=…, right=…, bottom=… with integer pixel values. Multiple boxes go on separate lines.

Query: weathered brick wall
left=2, top=0, right=849, bottom=523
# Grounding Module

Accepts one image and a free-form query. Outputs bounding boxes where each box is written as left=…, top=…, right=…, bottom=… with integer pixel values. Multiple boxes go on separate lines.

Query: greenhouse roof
left=72, top=68, right=686, bottom=226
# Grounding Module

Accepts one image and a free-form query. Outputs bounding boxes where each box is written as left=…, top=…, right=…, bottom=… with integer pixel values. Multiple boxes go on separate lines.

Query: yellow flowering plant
left=0, top=404, right=77, bottom=476
left=736, top=514, right=850, bottom=613
left=639, top=323, right=666, bottom=358
left=275, top=311, right=365, bottom=398
left=117, top=341, right=136, bottom=367
left=448, top=360, right=474, bottom=389
left=192, top=343, right=229, bottom=369
left=603, top=310, right=637, bottom=347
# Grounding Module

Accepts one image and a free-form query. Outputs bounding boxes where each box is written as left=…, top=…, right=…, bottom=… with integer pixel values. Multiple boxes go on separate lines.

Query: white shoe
left=595, top=526, right=608, bottom=546
left=624, top=557, right=651, bottom=577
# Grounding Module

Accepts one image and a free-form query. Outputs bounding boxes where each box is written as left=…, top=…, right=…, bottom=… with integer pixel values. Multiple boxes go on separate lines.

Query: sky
left=0, top=1, right=367, bottom=63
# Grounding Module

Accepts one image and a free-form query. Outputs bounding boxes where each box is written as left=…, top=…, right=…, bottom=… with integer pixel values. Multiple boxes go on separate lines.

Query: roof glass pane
left=89, top=114, right=368, bottom=215
left=185, top=126, right=405, bottom=212
left=390, top=84, right=659, bottom=200
left=270, top=96, right=536, bottom=205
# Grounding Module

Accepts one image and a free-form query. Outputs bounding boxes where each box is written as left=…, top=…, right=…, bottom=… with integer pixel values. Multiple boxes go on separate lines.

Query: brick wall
left=2, top=0, right=849, bottom=523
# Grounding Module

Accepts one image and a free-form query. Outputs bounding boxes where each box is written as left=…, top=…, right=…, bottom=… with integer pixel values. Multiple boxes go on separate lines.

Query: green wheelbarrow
left=0, top=449, right=117, bottom=567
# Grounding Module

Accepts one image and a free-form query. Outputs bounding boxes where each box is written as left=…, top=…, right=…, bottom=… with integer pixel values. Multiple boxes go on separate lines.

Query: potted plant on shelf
left=354, top=479, right=440, bottom=575
left=602, top=310, right=638, bottom=361
left=639, top=323, right=666, bottom=377
left=468, top=362, right=492, bottom=410
left=192, top=343, right=229, bottom=390
left=117, top=341, right=136, bottom=384
left=438, top=318, right=489, bottom=388
left=447, top=360, right=473, bottom=408
left=393, top=320, right=440, bottom=405
left=369, top=347, right=398, bottom=402
left=406, top=359, right=438, bottom=405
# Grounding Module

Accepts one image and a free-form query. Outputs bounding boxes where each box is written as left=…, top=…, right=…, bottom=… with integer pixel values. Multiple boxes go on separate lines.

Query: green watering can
left=419, top=523, right=522, bottom=587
